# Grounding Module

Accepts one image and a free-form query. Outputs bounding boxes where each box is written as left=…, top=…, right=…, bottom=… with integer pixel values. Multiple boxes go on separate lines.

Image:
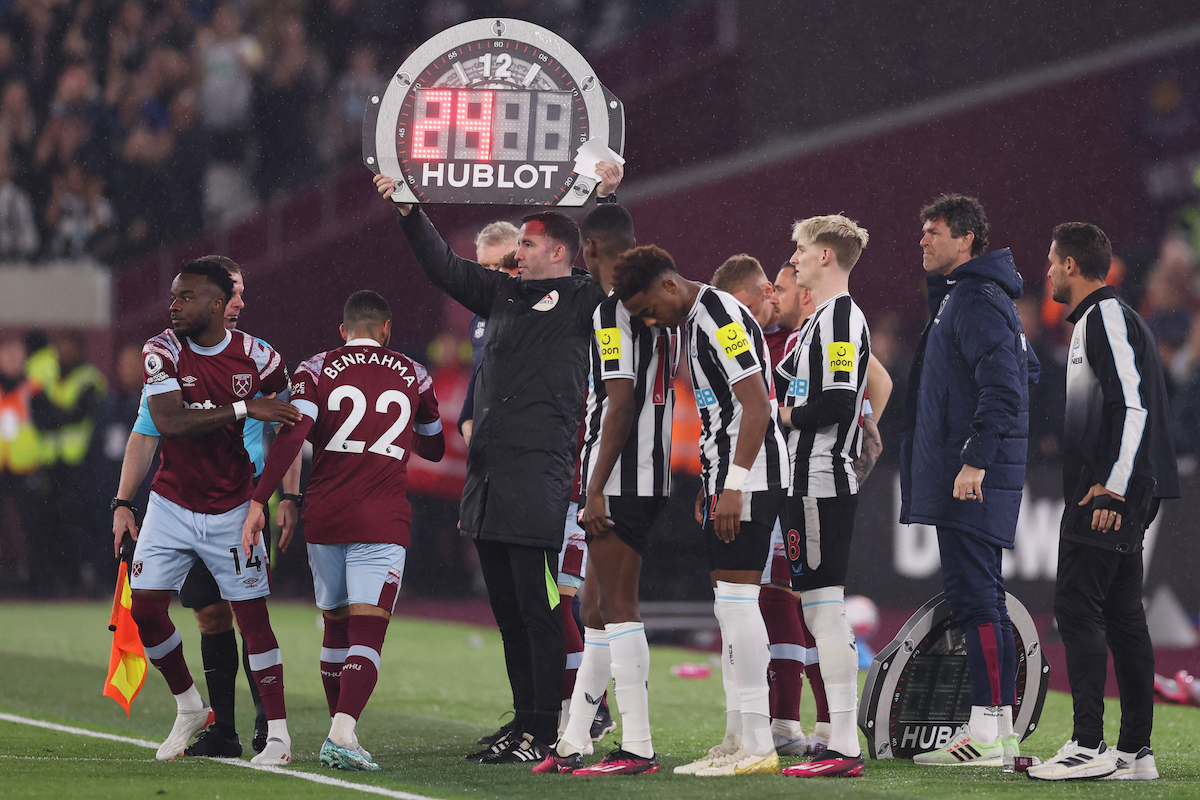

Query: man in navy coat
left=900, top=194, right=1039, bottom=770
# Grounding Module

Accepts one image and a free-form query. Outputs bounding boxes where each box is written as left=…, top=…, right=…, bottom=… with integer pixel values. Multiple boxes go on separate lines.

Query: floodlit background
left=2, top=0, right=1200, bottom=669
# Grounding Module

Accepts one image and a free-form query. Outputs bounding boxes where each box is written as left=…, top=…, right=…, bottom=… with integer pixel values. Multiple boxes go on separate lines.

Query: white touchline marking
left=0, top=713, right=444, bottom=800
left=0, top=755, right=111, bottom=761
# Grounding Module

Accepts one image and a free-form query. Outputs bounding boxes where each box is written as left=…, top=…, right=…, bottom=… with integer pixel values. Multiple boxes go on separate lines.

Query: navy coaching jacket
left=899, top=248, right=1040, bottom=547
left=398, top=208, right=605, bottom=550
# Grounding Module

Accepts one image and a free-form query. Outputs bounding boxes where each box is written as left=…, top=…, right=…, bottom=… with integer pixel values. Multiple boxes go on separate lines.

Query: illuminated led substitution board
left=363, top=18, right=624, bottom=206
left=858, top=592, right=1049, bottom=760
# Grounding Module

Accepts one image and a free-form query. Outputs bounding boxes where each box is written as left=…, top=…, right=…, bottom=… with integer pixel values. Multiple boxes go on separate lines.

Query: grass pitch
left=2, top=601, right=1200, bottom=799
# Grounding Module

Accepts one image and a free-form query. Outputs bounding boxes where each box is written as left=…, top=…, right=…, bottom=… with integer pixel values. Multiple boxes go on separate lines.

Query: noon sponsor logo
left=827, top=341, right=856, bottom=372
left=596, top=327, right=621, bottom=360
left=716, top=322, right=750, bottom=358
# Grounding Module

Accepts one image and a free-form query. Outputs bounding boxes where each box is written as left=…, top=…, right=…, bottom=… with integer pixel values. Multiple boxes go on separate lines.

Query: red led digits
left=411, top=89, right=452, bottom=160
left=454, top=89, right=494, bottom=161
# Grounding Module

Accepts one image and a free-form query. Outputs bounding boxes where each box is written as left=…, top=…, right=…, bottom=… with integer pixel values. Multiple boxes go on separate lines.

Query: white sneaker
left=155, top=706, right=214, bottom=761
left=674, top=741, right=739, bottom=775
left=1027, top=740, right=1116, bottom=781
left=912, top=724, right=1003, bottom=766
left=696, top=748, right=780, bottom=776
left=1104, top=747, right=1158, bottom=780
left=250, top=736, right=293, bottom=766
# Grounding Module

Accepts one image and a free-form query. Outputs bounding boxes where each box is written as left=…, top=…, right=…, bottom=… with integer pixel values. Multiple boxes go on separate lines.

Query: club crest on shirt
left=533, top=290, right=560, bottom=311
left=232, top=373, right=253, bottom=397
left=131, top=560, right=143, bottom=577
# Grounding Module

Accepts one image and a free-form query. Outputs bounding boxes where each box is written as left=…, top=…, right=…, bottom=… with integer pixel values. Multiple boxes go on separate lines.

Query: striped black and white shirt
left=1063, top=286, right=1179, bottom=503
left=687, top=285, right=790, bottom=497
left=580, top=295, right=681, bottom=497
left=775, top=292, right=870, bottom=498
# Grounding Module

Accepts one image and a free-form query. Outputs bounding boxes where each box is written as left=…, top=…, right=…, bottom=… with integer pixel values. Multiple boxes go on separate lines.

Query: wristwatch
left=111, top=498, right=137, bottom=514
left=281, top=493, right=303, bottom=507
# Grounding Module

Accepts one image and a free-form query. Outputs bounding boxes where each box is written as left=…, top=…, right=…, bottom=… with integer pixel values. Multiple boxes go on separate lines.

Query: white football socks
left=998, top=705, right=1014, bottom=739
left=558, top=626, right=611, bottom=755
left=267, top=718, right=291, bottom=747
left=969, top=705, right=1001, bottom=744
left=715, top=581, right=773, bottom=756
left=328, top=712, right=358, bottom=748
left=801, top=586, right=860, bottom=757
left=716, top=600, right=742, bottom=748
left=607, top=621, right=653, bottom=758
left=175, top=684, right=204, bottom=713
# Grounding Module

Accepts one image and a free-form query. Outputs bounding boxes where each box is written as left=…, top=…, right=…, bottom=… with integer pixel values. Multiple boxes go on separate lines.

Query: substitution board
left=364, top=18, right=624, bottom=206
left=858, top=592, right=1050, bottom=760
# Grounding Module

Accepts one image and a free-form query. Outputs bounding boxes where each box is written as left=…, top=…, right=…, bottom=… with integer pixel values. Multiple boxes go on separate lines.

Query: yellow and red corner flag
left=103, top=558, right=146, bottom=715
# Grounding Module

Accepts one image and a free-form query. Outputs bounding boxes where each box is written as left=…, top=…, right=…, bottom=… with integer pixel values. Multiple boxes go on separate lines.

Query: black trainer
left=479, top=732, right=551, bottom=765
left=465, top=727, right=520, bottom=762
left=590, top=700, right=616, bottom=743
left=252, top=715, right=268, bottom=754
left=477, top=717, right=520, bottom=746
left=184, top=727, right=243, bottom=758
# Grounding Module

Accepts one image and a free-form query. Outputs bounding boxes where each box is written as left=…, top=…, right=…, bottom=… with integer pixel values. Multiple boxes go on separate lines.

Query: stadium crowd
left=0, top=0, right=673, bottom=262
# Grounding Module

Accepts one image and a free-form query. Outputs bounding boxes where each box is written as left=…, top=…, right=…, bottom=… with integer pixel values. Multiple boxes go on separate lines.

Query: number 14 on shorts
left=230, top=547, right=263, bottom=576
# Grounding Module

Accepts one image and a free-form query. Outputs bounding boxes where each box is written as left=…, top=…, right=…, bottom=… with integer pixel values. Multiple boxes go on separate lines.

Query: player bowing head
left=613, top=245, right=687, bottom=328
left=170, top=260, right=236, bottom=343
left=516, top=211, right=581, bottom=281
left=341, top=289, right=392, bottom=347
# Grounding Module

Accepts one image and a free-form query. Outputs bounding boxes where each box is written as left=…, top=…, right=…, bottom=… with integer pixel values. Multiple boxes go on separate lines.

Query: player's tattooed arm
left=148, top=391, right=301, bottom=439
left=854, top=413, right=882, bottom=485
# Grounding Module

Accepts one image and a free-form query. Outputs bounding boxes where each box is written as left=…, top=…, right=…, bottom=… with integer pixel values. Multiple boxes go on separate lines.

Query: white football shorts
left=307, top=541, right=407, bottom=612
left=130, top=492, right=270, bottom=601
left=557, top=500, right=588, bottom=589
